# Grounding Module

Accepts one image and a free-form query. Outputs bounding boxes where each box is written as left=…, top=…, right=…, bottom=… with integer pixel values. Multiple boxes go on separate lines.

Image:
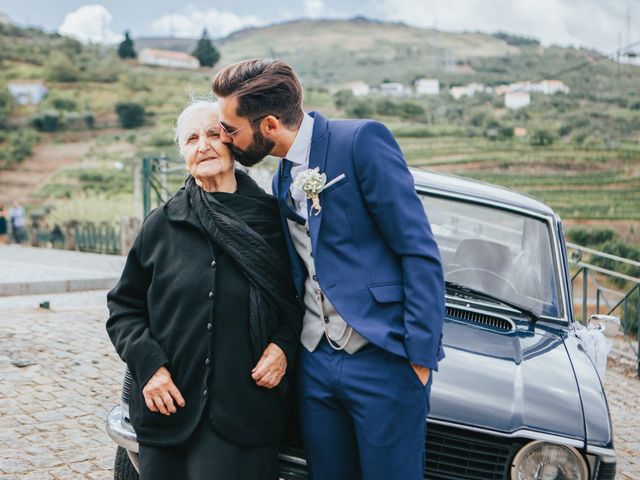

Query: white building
left=379, top=82, right=406, bottom=97
left=505, top=92, right=531, bottom=110
left=450, top=83, right=485, bottom=100
left=539, top=80, right=570, bottom=95
left=346, top=81, right=370, bottom=97
left=8, top=80, right=48, bottom=105
left=138, top=48, right=200, bottom=70
left=415, top=78, right=439, bottom=96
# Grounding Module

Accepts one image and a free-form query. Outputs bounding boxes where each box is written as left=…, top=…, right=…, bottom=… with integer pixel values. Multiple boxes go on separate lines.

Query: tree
left=118, top=31, right=136, bottom=59
left=191, top=29, right=220, bottom=68
left=115, top=102, right=145, bottom=128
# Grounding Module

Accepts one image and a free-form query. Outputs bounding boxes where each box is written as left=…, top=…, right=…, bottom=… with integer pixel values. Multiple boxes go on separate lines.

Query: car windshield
left=420, top=194, right=562, bottom=319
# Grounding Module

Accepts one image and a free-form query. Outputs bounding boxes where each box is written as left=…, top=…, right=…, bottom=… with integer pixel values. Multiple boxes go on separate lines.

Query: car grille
left=280, top=422, right=522, bottom=480
left=426, top=423, right=521, bottom=479
left=446, top=305, right=515, bottom=332
left=121, top=367, right=132, bottom=406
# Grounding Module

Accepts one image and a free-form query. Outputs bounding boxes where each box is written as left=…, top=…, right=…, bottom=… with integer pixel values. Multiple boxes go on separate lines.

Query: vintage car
left=106, top=169, right=617, bottom=480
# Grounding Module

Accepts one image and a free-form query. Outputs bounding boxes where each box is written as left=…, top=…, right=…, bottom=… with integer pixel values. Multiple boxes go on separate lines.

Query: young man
left=213, top=59, right=444, bottom=480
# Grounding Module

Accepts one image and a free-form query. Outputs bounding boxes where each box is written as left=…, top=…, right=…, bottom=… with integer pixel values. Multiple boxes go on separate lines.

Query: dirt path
left=0, top=140, right=93, bottom=205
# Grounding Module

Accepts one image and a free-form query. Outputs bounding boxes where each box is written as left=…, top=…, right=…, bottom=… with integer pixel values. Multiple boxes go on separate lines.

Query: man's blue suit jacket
left=272, top=112, right=445, bottom=370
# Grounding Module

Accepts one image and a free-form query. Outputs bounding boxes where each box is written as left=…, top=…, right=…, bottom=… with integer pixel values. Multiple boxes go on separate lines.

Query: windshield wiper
left=445, top=281, right=539, bottom=324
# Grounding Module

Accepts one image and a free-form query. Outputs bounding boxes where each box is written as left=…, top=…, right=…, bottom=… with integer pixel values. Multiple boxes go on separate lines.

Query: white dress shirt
left=284, top=113, right=315, bottom=220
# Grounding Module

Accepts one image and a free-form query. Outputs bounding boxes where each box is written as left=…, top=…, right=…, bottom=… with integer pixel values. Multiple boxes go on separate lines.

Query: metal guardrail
left=567, top=242, right=640, bottom=376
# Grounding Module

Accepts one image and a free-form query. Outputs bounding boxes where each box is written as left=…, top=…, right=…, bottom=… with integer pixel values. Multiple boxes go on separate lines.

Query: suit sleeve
left=106, top=225, right=169, bottom=389
left=352, top=121, right=445, bottom=370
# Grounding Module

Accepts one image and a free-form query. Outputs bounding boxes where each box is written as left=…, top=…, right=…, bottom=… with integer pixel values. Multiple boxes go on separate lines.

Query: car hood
left=430, top=319, right=584, bottom=442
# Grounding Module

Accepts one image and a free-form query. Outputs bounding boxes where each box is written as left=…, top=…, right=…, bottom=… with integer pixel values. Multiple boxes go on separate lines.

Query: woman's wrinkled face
left=181, top=107, right=233, bottom=180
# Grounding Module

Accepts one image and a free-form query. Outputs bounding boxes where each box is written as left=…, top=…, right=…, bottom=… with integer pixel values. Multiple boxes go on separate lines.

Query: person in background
left=9, top=200, right=25, bottom=244
left=106, top=100, right=301, bottom=480
left=0, top=204, right=7, bottom=244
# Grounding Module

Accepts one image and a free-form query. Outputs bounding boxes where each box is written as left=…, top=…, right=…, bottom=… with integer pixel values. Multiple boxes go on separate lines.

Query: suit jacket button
left=203, top=389, right=208, bottom=398
left=206, top=323, right=213, bottom=331
left=205, top=358, right=211, bottom=366
left=208, top=291, right=214, bottom=299
left=211, top=260, right=216, bottom=269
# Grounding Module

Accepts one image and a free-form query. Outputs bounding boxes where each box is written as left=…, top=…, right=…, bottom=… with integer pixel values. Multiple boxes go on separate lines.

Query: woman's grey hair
left=174, top=99, right=220, bottom=155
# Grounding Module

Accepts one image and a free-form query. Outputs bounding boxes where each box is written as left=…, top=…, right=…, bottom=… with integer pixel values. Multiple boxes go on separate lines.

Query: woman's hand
left=252, top=343, right=287, bottom=389
left=410, top=363, right=431, bottom=386
left=142, top=366, right=185, bottom=415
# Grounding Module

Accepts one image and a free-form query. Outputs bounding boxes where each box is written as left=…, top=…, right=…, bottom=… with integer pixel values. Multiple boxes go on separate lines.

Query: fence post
left=636, top=284, right=639, bottom=377
left=134, top=158, right=143, bottom=221
left=596, top=288, right=600, bottom=314
left=142, top=157, right=151, bottom=218
left=582, top=267, right=588, bottom=323
left=159, top=152, right=169, bottom=202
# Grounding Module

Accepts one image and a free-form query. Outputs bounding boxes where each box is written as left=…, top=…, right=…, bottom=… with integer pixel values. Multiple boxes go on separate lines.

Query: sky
left=0, top=0, right=638, bottom=55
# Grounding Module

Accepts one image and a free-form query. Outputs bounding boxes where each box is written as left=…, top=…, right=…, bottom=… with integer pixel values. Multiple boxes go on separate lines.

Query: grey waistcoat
left=287, top=218, right=368, bottom=354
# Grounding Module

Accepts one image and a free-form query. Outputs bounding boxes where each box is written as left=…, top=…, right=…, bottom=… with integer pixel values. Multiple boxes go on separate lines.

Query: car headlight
left=511, top=440, right=588, bottom=480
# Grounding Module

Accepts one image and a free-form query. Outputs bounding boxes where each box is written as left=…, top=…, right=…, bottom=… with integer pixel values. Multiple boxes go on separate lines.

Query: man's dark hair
left=212, top=59, right=304, bottom=128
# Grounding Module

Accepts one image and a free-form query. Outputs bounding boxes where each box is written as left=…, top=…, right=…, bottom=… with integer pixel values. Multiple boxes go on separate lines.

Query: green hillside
left=0, top=17, right=639, bottom=242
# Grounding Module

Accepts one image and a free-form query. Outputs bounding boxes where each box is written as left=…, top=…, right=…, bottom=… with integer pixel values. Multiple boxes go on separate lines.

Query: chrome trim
left=428, top=419, right=583, bottom=448
left=106, top=406, right=139, bottom=453
left=127, top=451, right=140, bottom=473
left=278, top=453, right=307, bottom=467
left=586, top=445, right=617, bottom=460
left=417, top=187, right=569, bottom=323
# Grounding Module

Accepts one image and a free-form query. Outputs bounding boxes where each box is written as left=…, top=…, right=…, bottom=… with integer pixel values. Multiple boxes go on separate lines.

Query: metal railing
left=142, top=155, right=187, bottom=217
left=567, top=242, right=640, bottom=376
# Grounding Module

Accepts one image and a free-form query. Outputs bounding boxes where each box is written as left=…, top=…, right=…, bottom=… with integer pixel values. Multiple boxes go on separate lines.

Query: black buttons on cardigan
left=324, top=315, right=330, bottom=324
left=312, top=275, right=318, bottom=281
left=206, top=323, right=213, bottom=331
left=306, top=230, right=311, bottom=237
left=208, top=291, right=214, bottom=299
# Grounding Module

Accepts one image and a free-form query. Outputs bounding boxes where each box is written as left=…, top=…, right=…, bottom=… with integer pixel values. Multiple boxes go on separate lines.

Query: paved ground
left=0, top=246, right=125, bottom=296
left=0, top=289, right=638, bottom=479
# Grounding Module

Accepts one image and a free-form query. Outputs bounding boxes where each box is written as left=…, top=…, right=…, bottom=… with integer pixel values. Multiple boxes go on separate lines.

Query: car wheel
left=114, top=446, right=139, bottom=480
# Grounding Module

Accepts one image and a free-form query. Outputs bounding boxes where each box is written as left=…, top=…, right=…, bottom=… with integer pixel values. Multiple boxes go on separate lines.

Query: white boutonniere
left=293, top=167, right=327, bottom=215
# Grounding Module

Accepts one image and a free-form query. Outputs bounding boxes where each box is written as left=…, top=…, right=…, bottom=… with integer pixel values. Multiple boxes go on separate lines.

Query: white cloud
left=305, top=0, right=326, bottom=18
left=151, top=6, right=265, bottom=38
left=58, top=4, right=121, bottom=44
left=372, top=0, right=638, bottom=53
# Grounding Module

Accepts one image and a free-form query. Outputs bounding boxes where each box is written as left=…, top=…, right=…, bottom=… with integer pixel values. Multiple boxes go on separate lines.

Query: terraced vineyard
left=396, top=135, right=640, bottom=221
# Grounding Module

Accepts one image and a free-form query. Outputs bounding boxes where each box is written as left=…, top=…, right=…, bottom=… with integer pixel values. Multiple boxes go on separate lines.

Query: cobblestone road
left=0, top=290, right=638, bottom=479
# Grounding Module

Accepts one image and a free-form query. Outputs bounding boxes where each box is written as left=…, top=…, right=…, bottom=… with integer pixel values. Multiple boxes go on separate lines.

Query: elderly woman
left=106, top=100, right=301, bottom=480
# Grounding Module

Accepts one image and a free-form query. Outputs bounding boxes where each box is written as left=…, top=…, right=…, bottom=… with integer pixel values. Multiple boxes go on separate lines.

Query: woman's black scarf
left=185, top=171, right=300, bottom=365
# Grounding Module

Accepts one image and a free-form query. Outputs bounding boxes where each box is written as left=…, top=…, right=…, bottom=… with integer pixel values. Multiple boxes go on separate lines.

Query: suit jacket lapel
left=307, top=112, right=330, bottom=254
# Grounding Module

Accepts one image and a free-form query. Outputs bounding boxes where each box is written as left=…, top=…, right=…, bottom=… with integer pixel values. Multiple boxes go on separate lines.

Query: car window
left=420, top=194, right=562, bottom=318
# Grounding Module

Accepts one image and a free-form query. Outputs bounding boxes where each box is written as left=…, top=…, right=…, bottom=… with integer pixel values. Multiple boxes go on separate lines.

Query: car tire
left=114, top=446, right=139, bottom=480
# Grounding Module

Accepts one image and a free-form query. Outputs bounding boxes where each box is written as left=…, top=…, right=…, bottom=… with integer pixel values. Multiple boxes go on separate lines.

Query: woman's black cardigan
left=106, top=183, right=302, bottom=447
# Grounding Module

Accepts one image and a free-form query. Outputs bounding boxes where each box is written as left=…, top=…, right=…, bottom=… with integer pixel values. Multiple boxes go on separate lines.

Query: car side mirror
left=588, top=314, right=621, bottom=337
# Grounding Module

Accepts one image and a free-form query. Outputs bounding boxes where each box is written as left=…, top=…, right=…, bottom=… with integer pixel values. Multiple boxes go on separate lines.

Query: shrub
left=50, top=97, right=77, bottom=111
left=530, top=128, right=556, bottom=146
left=399, top=101, right=425, bottom=119
left=566, top=227, right=618, bottom=247
left=115, top=102, right=145, bottom=128
left=0, top=88, right=13, bottom=128
left=31, top=111, right=62, bottom=132
left=375, top=99, right=398, bottom=116
left=333, top=89, right=354, bottom=109
left=345, top=99, right=375, bottom=119
left=44, top=52, right=81, bottom=82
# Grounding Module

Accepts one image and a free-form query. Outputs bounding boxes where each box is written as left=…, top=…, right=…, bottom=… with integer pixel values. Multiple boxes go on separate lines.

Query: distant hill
left=130, top=17, right=637, bottom=101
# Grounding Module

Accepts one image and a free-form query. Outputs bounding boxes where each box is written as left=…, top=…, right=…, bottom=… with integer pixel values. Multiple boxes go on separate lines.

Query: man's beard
left=231, top=128, right=275, bottom=167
